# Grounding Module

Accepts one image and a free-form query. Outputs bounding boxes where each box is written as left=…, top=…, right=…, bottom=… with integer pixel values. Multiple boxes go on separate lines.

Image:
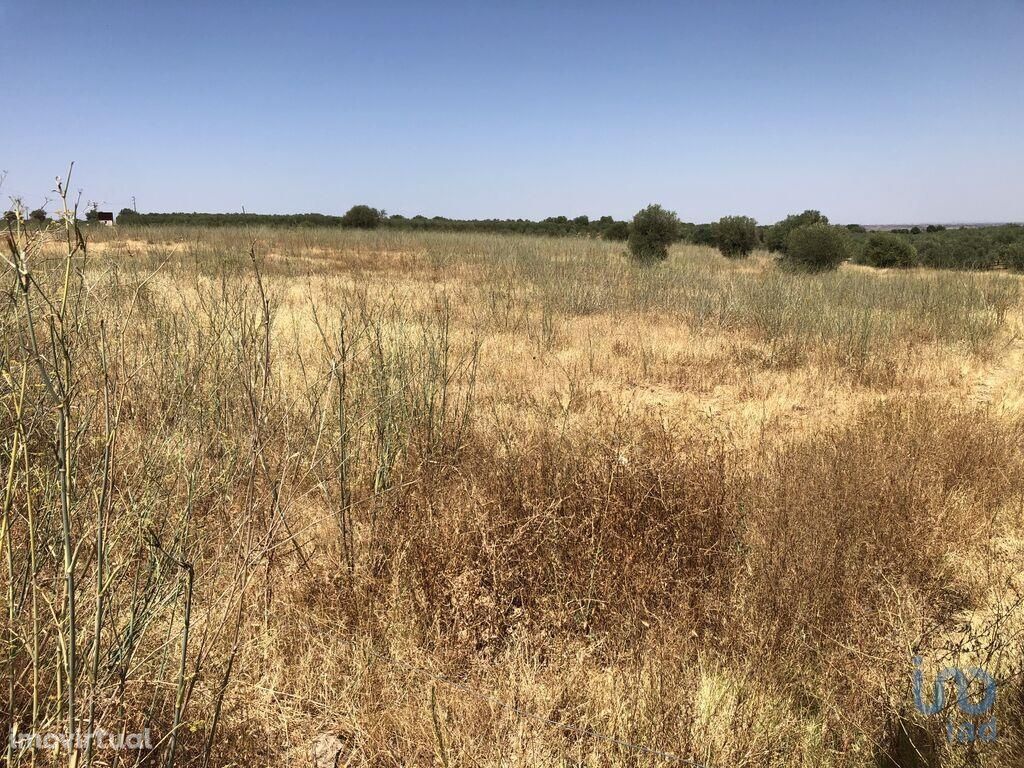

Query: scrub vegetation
left=4, top=186, right=1024, bottom=767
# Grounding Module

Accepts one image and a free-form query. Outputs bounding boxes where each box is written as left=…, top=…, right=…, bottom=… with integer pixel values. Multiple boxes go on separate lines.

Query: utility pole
left=131, top=195, right=137, bottom=212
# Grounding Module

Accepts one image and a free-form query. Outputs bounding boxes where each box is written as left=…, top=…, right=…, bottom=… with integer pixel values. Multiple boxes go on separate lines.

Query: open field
left=4, top=223, right=1024, bottom=766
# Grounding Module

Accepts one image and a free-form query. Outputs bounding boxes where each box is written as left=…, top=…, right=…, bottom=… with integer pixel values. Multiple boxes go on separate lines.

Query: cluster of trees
left=817, top=221, right=1024, bottom=271
left=762, top=214, right=1024, bottom=272
left=621, top=206, right=843, bottom=270
left=114, top=209, right=351, bottom=227
left=620, top=205, right=1024, bottom=273
left=388, top=213, right=633, bottom=238
left=623, top=206, right=846, bottom=270
left=114, top=206, right=634, bottom=237
left=3, top=208, right=51, bottom=224
left=63, top=203, right=1024, bottom=273
left=860, top=225, right=1024, bottom=271
left=889, top=224, right=947, bottom=235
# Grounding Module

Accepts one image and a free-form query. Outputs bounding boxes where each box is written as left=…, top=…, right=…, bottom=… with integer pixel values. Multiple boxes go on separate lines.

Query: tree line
left=9, top=204, right=1023, bottom=272
left=111, top=205, right=634, bottom=238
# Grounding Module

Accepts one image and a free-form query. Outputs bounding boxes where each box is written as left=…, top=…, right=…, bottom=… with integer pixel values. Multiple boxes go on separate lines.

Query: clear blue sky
left=2, top=0, right=1022, bottom=224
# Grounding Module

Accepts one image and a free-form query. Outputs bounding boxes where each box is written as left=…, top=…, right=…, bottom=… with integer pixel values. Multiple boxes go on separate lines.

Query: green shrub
left=628, top=204, right=680, bottom=262
left=765, top=210, right=829, bottom=253
left=859, top=232, right=917, bottom=268
left=783, top=223, right=850, bottom=271
left=917, top=234, right=998, bottom=270
left=716, top=215, right=758, bottom=258
left=602, top=221, right=629, bottom=241
left=29, top=208, right=48, bottom=224
left=1000, top=243, right=1024, bottom=271
left=690, top=223, right=717, bottom=246
left=340, top=204, right=383, bottom=229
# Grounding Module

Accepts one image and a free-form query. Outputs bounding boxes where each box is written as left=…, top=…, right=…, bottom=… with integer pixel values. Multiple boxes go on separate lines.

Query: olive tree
left=1000, top=243, right=1024, bottom=272
left=340, top=204, right=384, bottom=229
left=628, top=204, right=680, bottom=262
left=602, top=221, right=629, bottom=241
left=859, top=232, right=917, bottom=268
left=783, top=223, right=850, bottom=271
left=716, top=215, right=758, bottom=258
left=766, top=210, right=829, bottom=253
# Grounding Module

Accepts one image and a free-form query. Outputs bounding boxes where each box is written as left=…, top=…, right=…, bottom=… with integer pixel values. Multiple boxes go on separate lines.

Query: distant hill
left=863, top=222, right=1022, bottom=231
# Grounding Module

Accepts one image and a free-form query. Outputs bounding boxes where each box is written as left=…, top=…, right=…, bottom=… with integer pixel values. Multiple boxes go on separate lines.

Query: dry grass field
left=4, top=218, right=1024, bottom=766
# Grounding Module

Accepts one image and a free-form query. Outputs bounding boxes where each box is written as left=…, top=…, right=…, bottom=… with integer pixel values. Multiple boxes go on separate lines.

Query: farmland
left=4, top=220, right=1024, bottom=766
